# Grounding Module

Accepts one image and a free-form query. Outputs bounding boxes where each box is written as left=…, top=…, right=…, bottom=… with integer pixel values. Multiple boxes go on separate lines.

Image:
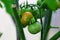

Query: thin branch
left=50, top=31, right=60, bottom=40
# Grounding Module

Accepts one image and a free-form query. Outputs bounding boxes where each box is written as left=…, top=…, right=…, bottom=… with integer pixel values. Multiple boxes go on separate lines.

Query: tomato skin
left=56, top=0, right=60, bottom=8
left=22, top=12, right=33, bottom=18
left=21, top=12, right=33, bottom=26
left=28, top=22, right=42, bottom=34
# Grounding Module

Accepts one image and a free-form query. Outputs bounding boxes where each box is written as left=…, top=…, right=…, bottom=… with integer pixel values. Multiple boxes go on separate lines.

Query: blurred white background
left=0, top=0, right=60, bottom=40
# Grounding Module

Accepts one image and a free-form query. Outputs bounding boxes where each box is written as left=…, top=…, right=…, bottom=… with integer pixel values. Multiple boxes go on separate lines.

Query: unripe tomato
left=56, top=0, right=60, bottom=8
left=21, top=12, right=33, bottom=26
left=32, top=8, right=39, bottom=19
left=19, top=7, right=32, bottom=16
left=28, top=22, right=42, bottom=34
left=32, top=8, right=46, bottom=19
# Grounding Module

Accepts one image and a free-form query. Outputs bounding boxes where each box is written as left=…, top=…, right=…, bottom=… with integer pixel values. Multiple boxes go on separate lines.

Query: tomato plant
left=0, top=0, right=60, bottom=40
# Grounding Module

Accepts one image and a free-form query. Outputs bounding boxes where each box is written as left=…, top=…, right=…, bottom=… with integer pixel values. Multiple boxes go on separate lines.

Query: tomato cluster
left=19, top=6, right=43, bottom=34
left=19, top=0, right=60, bottom=34
left=20, top=11, right=42, bottom=34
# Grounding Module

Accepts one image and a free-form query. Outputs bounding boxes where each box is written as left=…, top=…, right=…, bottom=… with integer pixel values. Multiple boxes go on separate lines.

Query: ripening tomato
left=28, top=22, right=42, bottom=34
left=21, top=12, right=33, bottom=26
left=56, top=0, right=60, bottom=8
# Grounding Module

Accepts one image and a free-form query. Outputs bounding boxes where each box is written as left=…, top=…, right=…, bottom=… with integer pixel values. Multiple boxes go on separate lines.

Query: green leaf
left=45, top=0, right=57, bottom=10
left=11, top=0, right=14, bottom=4
left=1, top=0, right=13, bottom=16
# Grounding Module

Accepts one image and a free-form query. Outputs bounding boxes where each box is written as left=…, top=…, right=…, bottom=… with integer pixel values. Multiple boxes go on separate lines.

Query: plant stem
left=50, top=31, right=60, bottom=40
left=11, top=16, right=20, bottom=40
left=12, top=7, right=26, bottom=40
left=51, top=27, right=59, bottom=29
left=37, top=1, right=45, bottom=40
left=39, top=9, right=43, bottom=40
left=12, top=0, right=20, bottom=40
left=42, top=9, right=52, bottom=40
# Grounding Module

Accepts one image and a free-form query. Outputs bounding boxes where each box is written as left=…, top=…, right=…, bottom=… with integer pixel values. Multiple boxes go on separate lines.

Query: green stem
left=25, top=0, right=28, bottom=8
left=39, top=9, right=43, bottom=40
left=37, top=1, right=45, bottom=40
left=50, top=27, right=59, bottom=29
left=50, top=31, right=60, bottom=40
left=42, top=9, right=52, bottom=40
left=12, top=0, right=21, bottom=40
left=12, top=16, right=20, bottom=40
left=20, top=1, right=45, bottom=9
left=12, top=7, right=26, bottom=40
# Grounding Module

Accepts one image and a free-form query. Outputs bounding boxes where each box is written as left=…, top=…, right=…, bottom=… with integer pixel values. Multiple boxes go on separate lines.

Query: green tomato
left=20, top=7, right=32, bottom=16
left=56, top=0, right=60, bottom=8
left=28, top=22, right=42, bottom=34
left=25, top=8, right=32, bottom=12
left=32, top=8, right=46, bottom=19
left=32, top=8, right=39, bottom=19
